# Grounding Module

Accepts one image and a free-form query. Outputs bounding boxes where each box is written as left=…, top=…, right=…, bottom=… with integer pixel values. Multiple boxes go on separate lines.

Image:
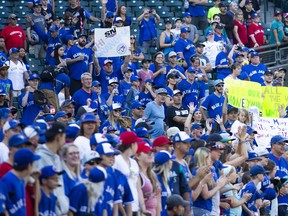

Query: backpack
left=40, top=66, right=67, bottom=82
left=33, top=90, right=47, bottom=106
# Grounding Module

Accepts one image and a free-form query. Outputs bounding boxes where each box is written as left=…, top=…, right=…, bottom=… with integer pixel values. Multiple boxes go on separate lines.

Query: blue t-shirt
left=240, top=181, right=261, bottom=216
left=214, top=33, right=229, bottom=46
left=188, top=5, right=206, bottom=17
left=66, top=46, right=93, bottom=80
left=174, top=38, right=195, bottom=67
left=1, top=171, right=26, bottom=216
left=178, top=79, right=205, bottom=107
left=72, top=88, right=98, bottom=113
left=139, top=92, right=153, bottom=106
left=39, top=189, right=57, bottom=216
left=157, top=174, right=169, bottom=216
left=0, top=78, right=13, bottom=94
left=166, top=64, right=185, bottom=75
left=149, top=64, right=166, bottom=88
left=144, top=101, right=165, bottom=139
left=97, top=71, right=120, bottom=94
left=242, top=63, right=267, bottom=84
left=215, top=51, right=231, bottom=80
left=138, top=18, right=157, bottom=46
left=201, top=93, right=224, bottom=119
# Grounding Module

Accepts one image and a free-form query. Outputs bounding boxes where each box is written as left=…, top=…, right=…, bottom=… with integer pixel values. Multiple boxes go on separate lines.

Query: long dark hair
left=54, top=45, right=64, bottom=65
left=116, top=5, right=126, bottom=17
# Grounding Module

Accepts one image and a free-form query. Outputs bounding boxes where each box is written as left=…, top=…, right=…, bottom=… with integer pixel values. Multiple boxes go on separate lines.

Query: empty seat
left=145, top=0, right=164, bottom=7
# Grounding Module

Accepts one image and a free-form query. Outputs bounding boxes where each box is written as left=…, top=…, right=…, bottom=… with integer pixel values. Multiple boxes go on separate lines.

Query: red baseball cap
left=136, top=142, right=152, bottom=154
left=152, top=136, right=172, bottom=148
left=119, top=131, right=142, bottom=145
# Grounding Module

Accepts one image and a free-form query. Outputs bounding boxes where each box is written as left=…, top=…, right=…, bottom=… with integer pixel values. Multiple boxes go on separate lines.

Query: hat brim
left=247, top=157, right=262, bottom=161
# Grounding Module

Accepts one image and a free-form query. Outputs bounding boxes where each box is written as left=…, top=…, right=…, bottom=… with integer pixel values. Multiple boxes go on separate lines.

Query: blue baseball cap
left=214, top=79, right=224, bottom=86
left=191, top=123, right=204, bottom=130
left=205, top=30, right=214, bottom=37
left=65, top=34, right=76, bottom=41
left=80, top=113, right=97, bottom=124
left=28, top=73, right=40, bottom=80
left=54, top=111, right=72, bottom=120
left=39, top=165, right=64, bottom=179
left=270, top=135, right=288, bottom=145
left=145, top=79, right=153, bottom=83
left=246, top=126, right=257, bottom=134
left=131, top=101, right=146, bottom=109
left=0, top=108, right=11, bottom=119
left=184, top=149, right=195, bottom=157
left=187, top=66, right=197, bottom=73
left=104, top=134, right=119, bottom=147
left=9, top=47, right=19, bottom=54
left=78, top=34, right=88, bottom=39
left=106, top=11, right=114, bottom=18
left=250, top=165, right=266, bottom=176
left=13, top=148, right=41, bottom=166
left=183, top=12, right=191, bottom=18
left=90, top=133, right=108, bottom=147
left=242, top=46, right=249, bottom=52
left=92, top=80, right=101, bottom=87
left=173, top=131, right=194, bottom=143
left=49, top=24, right=59, bottom=32
left=251, top=13, right=260, bottom=19
left=8, top=133, right=29, bottom=148
left=247, top=152, right=262, bottom=161
left=235, top=52, right=244, bottom=58
left=250, top=51, right=259, bottom=57
left=181, top=27, right=190, bottom=33
left=3, top=119, right=21, bottom=133
left=96, top=143, right=120, bottom=155
left=107, top=125, right=117, bottom=133
left=262, top=188, right=277, bottom=200
left=44, top=114, right=54, bottom=122
left=130, top=75, right=140, bottom=82
left=135, top=127, right=150, bottom=137
left=66, top=124, right=80, bottom=139
left=154, top=150, right=176, bottom=165
left=89, top=166, right=107, bottom=183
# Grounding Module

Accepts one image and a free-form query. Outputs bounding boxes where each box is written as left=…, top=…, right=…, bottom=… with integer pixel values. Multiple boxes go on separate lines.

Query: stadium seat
left=165, top=0, right=182, bottom=7
left=145, top=0, right=164, bottom=7
left=127, top=1, right=144, bottom=8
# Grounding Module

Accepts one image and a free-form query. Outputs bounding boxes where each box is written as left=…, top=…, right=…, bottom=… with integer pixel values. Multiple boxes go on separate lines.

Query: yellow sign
left=262, top=86, right=288, bottom=117
left=225, top=79, right=263, bottom=111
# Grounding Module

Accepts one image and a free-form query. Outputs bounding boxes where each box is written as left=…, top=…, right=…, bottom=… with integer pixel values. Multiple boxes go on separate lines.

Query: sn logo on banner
left=93, top=26, right=131, bottom=57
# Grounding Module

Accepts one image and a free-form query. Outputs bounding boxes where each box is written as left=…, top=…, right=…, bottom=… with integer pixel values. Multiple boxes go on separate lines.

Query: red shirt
left=233, top=20, right=248, bottom=45
left=0, top=162, right=12, bottom=178
left=247, top=22, right=265, bottom=47
left=0, top=25, right=26, bottom=51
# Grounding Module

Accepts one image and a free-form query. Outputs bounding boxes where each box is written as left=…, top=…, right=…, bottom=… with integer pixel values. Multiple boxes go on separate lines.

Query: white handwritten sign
left=94, top=26, right=131, bottom=57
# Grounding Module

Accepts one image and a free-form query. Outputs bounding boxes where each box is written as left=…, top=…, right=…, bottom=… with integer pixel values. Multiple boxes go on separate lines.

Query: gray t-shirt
left=26, top=13, right=46, bottom=43
left=181, top=23, right=198, bottom=42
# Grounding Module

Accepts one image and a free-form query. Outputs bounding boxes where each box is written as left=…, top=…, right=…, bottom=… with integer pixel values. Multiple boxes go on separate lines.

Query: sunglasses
left=137, top=107, right=145, bottom=110
left=130, top=37, right=136, bottom=39
left=10, top=18, right=17, bottom=20
left=114, top=109, right=122, bottom=112
left=87, top=160, right=96, bottom=165
left=216, top=84, right=224, bottom=87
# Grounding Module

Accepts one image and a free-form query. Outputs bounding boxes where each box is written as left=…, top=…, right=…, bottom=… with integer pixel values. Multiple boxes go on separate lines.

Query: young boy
left=126, top=75, right=141, bottom=112
left=39, top=165, right=64, bottom=215
left=166, top=194, right=190, bottom=216
left=270, top=10, right=285, bottom=46
left=240, top=165, right=268, bottom=216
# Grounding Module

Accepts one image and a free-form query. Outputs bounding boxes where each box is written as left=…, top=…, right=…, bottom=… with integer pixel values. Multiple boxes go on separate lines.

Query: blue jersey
left=201, top=93, right=224, bottom=119
left=39, top=73, right=70, bottom=94
left=242, top=63, right=267, bottom=84
left=95, top=167, right=121, bottom=215
left=72, top=88, right=98, bottom=113
left=19, top=91, right=46, bottom=126
left=138, top=18, right=157, bottom=46
left=119, top=80, right=132, bottom=96
left=174, top=38, right=195, bottom=68
left=0, top=52, right=8, bottom=64
left=39, top=189, right=57, bottom=216
left=1, top=171, right=26, bottom=216
left=188, top=5, right=206, bottom=16
left=215, top=51, right=230, bottom=80
left=0, top=181, right=7, bottom=214
left=102, top=93, right=125, bottom=106
left=178, top=79, right=205, bottom=107
left=114, top=169, right=134, bottom=206
left=69, top=183, right=88, bottom=215
left=97, top=70, right=120, bottom=94
left=214, top=34, right=229, bottom=46
left=62, top=171, right=80, bottom=197
left=33, top=24, right=65, bottom=64
left=139, top=92, right=153, bottom=106
left=268, top=153, right=288, bottom=205
left=240, top=181, right=261, bottom=216
left=157, top=174, right=168, bottom=216
left=169, top=161, right=190, bottom=196
left=66, top=46, right=93, bottom=80
left=166, top=65, right=185, bottom=76
left=149, top=64, right=166, bottom=88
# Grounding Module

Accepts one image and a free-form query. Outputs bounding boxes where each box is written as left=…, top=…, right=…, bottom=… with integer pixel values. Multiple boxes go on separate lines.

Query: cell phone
left=149, top=10, right=153, bottom=13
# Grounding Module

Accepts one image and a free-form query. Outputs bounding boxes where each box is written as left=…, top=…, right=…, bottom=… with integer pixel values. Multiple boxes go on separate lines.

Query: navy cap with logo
left=247, top=151, right=262, bottom=161
left=96, top=143, right=120, bottom=155
left=8, top=133, right=29, bottom=148
left=173, top=131, right=194, bottom=143
left=270, top=135, right=288, bottom=145
left=45, top=122, right=66, bottom=136
left=54, top=111, right=72, bottom=120
left=154, top=150, right=176, bottom=165
left=89, top=166, right=107, bottom=183
left=40, top=165, right=64, bottom=179
left=250, top=165, right=266, bottom=176
left=181, top=27, right=190, bottom=33
left=187, top=66, right=197, bottom=73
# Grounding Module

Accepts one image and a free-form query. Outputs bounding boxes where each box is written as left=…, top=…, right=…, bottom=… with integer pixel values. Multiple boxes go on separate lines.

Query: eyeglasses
left=110, top=84, right=118, bottom=88
left=216, top=84, right=224, bottom=87
left=10, top=18, right=17, bottom=20
left=114, top=109, right=122, bottom=113
left=137, top=107, right=145, bottom=110
left=276, top=142, right=286, bottom=146
left=130, top=37, right=136, bottom=39
left=68, top=151, right=80, bottom=156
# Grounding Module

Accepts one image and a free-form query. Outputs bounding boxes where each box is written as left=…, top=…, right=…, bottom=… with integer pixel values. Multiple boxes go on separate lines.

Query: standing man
left=268, top=135, right=288, bottom=216
left=187, top=0, right=209, bottom=31
left=218, top=2, right=234, bottom=42
left=66, top=34, right=93, bottom=96
left=166, top=90, right=189, bottom=131
left=144, top=88, right=167, bottom=139
left=181, top=12, right=199, bottom=44
left=1, top=14, right=27, bottom=51
left=190, top=42, right=213, bottom=74
left=200, top=79, right=225, bottom=123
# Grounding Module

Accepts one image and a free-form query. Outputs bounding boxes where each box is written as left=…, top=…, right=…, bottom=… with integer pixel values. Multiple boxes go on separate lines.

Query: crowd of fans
left=0, top=0, right=288, bottom=215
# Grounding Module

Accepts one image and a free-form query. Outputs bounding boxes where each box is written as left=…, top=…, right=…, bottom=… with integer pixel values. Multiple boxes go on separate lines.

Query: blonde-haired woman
left=100, top=103, right=122, bottom=134
left=153, top=150, right=174, bottom=215
left=192, top=147, right=227, bottom=215
left=61, top=144, right=82, bottom=196
left=233, top=10, right=248, bottom=47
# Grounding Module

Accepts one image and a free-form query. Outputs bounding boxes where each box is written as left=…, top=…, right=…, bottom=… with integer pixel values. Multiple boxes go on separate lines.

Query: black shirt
left=166, top=105, right=189, bottom=131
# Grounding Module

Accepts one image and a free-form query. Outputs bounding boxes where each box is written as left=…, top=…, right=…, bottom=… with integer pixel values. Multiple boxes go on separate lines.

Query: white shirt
left=203, top=41, right=222, bottom=68
left=5, top=60, right=26, bottom=91
left=73, top=136, right=90, bottom=160
left=0, top=142, right=9, bottom=163
left=113, top=154, right=140, bottom=211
